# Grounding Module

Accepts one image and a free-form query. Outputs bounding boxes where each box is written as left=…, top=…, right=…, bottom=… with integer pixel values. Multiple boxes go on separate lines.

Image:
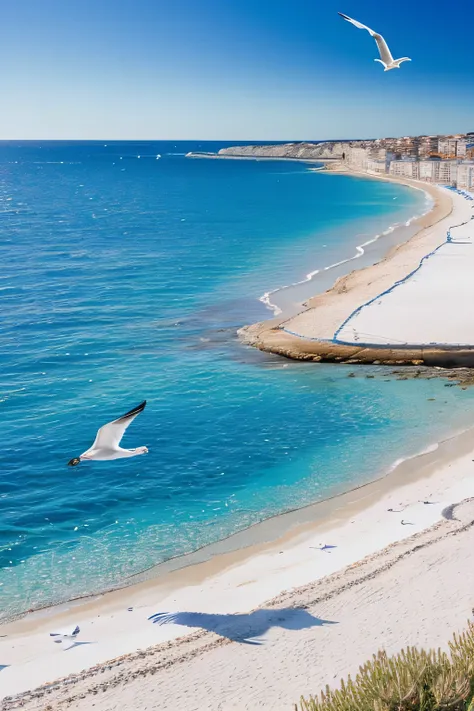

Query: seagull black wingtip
left=119, top=400, right=147, bottom=420
left=338, top=12, right=351, bottom=20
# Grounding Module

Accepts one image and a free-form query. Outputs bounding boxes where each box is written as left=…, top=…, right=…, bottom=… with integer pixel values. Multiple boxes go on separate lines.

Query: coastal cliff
left=217, top=141, right=346, bottom=160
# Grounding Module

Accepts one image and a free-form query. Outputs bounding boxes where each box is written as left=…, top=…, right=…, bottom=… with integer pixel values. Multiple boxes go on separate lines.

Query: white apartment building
left=438, top=161, right=458, bottom=184
left=417, top=160, right=458, bottom=184
left=389, top=160, right=419, bottom=179
left=418, top=161, right=437, bottom=181
left=456, top=141, right=467, bottom=158
left=456, top=163, right=474, bottom=189
left=438, top=138, right=458, bottom=157
left=367, top=159, right=387, bottom=174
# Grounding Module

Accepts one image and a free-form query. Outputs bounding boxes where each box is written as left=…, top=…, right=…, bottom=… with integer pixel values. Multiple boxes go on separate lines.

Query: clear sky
left=1, top=0, right=472, bottom=140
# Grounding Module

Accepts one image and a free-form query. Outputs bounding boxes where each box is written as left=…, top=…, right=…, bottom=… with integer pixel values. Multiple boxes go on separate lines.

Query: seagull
left=50, top=625, right=80, bottom=643
left=338, top=13, right=411, bottom=71
left=68, top=401, right=148, bottom=466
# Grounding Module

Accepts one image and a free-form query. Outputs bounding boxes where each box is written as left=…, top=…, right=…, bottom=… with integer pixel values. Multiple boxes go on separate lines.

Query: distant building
left=456, top=163, right=474, bottom=189
left=438, top=138, right=458, bottom=159
left=418, top=136, right=440, bottom=158
left=456, top=140, right=468, bottom=158
left=438, top=161, right=458, bottom=184
left=367, top=159, right=387, bottom=174
left=340, top=133, right=471, bottom=185
left=417, top=160, right=458, bottom=185
left=419, top=161, right=438, bottom=181
left=389, top=160, right=419, bottom=179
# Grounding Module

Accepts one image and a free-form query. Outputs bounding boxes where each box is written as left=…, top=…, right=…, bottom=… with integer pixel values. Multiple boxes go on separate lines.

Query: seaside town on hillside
left=343, top=133, right=474, bottom=187
left=211, top=133, right=474, bottom=189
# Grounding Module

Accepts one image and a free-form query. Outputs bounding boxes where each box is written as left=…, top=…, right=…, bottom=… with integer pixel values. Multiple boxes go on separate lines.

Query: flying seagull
left=338, top=13, right=411, bottom=71
left=50, top=625, right=80, bottom=643
left=68, top=401, right=148, bottom=466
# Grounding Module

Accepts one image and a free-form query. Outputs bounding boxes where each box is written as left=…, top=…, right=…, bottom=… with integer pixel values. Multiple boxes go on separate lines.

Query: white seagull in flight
left=68, top=401, right=148, bottom=466
left=50, top=625, right=80, bottom=643
left=338, top=13, right=411, bottom=71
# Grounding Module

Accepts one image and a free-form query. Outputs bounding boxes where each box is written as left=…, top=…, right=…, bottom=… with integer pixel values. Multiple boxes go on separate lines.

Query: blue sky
left=1, top=0, right=472, bottom=140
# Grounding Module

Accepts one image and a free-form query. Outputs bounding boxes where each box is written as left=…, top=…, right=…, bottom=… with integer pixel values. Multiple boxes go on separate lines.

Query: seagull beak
left=67, top=457, right=81, bottom=467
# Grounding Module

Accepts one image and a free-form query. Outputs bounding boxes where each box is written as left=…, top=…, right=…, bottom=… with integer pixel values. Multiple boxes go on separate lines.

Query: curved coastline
left=187, top=150, right=434, bottom=321
left=260, top=178, right=433, bottom=317
left=242, top=172, right=474, bottom=366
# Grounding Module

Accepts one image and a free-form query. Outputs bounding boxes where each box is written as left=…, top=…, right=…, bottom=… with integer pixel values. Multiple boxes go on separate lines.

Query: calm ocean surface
left=2, top=140, right=474, bottom=618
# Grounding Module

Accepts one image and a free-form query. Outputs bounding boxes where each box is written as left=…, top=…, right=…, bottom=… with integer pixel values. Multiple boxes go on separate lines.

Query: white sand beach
left=278, top=185, right=473, bottom=345
left=335, top=189, right=474, bottom=347
left=3, top=424, right=474, bottom=709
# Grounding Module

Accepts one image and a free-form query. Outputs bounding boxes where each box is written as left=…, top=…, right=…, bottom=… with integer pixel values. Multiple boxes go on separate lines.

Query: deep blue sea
left=2, top=140, right=474, bottom=618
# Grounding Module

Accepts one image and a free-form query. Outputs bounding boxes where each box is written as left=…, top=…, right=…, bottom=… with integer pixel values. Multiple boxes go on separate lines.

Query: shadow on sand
left=149, top=607, right=337, bottom=645
left=63, top=641, right=95, bottom=652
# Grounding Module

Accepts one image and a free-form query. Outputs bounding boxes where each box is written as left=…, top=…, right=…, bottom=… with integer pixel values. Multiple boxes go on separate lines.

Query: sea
left=2, top=140, right=474, bottom=619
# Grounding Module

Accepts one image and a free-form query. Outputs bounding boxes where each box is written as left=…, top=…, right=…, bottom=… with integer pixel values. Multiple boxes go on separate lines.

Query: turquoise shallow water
left=2, top=140, right=474, bottom=619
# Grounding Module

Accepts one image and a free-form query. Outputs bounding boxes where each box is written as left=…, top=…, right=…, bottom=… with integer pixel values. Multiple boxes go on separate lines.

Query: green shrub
left=298, top=621, right=474, bottom=711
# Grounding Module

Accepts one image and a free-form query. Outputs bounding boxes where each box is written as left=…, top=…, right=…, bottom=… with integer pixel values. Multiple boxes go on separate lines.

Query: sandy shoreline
left=39, top=499, right=474, bottom=711
left=242, top=171, right=474, bottom=365
left=260, top=171, right=433, bottom=317
left=4, top=419, right=474, bottom=705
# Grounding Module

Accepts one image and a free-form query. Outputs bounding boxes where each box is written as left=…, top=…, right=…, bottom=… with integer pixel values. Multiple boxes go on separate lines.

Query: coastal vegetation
left=298, top=622, right=474, bottom=710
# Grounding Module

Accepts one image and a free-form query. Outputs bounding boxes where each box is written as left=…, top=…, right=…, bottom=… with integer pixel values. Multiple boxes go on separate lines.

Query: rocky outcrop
left=239, top=322, right=474, bottom=369
left=217, top=142, right=347, bottom=160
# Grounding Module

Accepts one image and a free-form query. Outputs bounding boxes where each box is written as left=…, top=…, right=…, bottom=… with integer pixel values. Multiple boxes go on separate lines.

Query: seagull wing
left=83, top=401, right=146, bottom=453
left=338, top=12, right=375, bottom=33
left=372, top=33, right=394, bottom=64
left=338, top=13, right=394, bottom=64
